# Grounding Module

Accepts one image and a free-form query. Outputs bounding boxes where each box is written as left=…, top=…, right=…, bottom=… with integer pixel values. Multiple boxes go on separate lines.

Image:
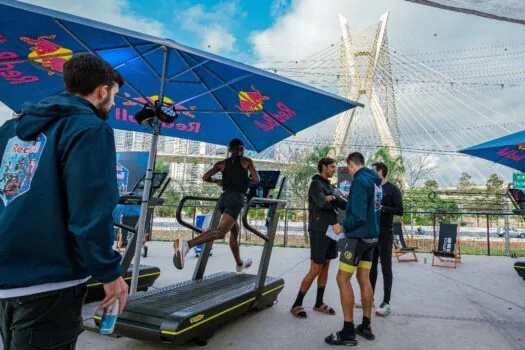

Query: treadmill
left=84, top=172, right=169, bottom=303
left=94, top=171, right=287, bottom=346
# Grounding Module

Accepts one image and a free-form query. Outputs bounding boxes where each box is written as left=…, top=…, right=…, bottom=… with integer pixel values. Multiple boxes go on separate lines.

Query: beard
left=96, top=94, right=113, bottom=120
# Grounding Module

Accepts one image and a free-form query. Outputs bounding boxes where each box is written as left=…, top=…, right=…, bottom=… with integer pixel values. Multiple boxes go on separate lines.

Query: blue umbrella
left=459, top=131, right=525, bottom=172
left=0, top=0, right=362, bottom=292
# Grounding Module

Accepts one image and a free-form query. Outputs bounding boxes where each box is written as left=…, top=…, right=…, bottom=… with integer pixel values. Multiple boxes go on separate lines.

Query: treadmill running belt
left=125, top=272, right=277, bottom=318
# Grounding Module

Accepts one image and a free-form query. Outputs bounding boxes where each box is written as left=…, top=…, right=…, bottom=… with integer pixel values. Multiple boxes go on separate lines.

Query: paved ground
left=9, top=242, right=525, bottom=349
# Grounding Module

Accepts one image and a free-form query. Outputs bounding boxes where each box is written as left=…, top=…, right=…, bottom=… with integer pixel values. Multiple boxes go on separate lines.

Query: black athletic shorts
left=339, top=237, right=377, bottom=273
left=309, top=231, right=338, bottom=265
left=218, top=191, right=245, bottom=220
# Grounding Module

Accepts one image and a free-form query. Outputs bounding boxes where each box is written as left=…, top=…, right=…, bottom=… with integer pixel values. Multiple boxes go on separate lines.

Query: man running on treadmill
left=173, top=139, right=260, bottom=273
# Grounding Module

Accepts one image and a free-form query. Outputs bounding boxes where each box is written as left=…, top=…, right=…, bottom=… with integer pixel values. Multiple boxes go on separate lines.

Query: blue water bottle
left=255, top=186, right=263, bottom=209
left=99, top=299, right=119, bottom=335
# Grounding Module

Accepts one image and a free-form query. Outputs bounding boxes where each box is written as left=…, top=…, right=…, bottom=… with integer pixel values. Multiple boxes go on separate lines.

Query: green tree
left=367, top=147, right=406, bottom=191
left=424, top=179, right=438, bottom=191
left=486, top=173, right=504, bottom=194
left=155, top=158, right=170, bottom=173
left=485, top=173, right=505, bottom=225
left=283, top=144, right=333, bottom=242
left=457, top=172, right=473, bottom=192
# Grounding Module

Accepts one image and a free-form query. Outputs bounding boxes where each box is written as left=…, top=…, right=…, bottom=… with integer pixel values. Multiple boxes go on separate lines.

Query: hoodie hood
left=311, top=174, right=330, bottom=184
left=17, top=93, right=100, bottom=141
left=355, top=167, right=382, bottom=186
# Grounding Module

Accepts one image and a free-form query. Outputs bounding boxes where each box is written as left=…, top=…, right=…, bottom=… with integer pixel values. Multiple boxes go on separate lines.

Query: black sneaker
left=356, top=324, right=375, bottom=341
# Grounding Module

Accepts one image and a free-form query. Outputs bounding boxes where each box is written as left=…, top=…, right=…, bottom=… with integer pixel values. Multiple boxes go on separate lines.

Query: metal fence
left=152, top=205, right=525, bottom=257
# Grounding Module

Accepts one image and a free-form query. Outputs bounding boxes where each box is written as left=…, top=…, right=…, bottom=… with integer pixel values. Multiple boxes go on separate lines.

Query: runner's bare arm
left=202, top=161, right=223, bottom=185
left=246, top=158, right=260, bottom=184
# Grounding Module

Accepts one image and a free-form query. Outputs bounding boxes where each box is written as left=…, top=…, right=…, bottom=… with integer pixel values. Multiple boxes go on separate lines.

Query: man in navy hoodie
left=0, top=55, right=128, bottom=349
left=325, top=152, right=382, bottom=347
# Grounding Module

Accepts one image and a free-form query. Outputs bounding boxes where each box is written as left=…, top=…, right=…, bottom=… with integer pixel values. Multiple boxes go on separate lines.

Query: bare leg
left=357, top=267, right=373, bottom=321
left=336, top=270, right=354, bottom=322
left=318, top=260, right=330, bottom=288
left=299, top=262, right=321, bottom=294
left=229, top=222, right=243, bottom=266
left=187, top=214, right=235, bottom=248
left=292, top=261, right=321, bottom=313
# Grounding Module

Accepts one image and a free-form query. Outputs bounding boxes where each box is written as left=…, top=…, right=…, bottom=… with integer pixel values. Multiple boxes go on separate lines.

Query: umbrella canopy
left=0, top=0, right=363, bottom=294
left=0, top=0, right=361, bottom=152
left=404, top=0, right=525, bottom=26
left=459, top=131, right=525, bottom=172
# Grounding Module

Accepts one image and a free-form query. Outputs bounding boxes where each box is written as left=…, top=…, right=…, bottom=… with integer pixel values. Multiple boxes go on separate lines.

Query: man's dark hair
left=229, top=138, right=244, bottom=149
left=372, top=161, right=388, bottom=177
left=63, top=54, right=124, bottom=96
left=317, top=157, right=335, bottom=173
left=346, top=152, right=365, bottom=166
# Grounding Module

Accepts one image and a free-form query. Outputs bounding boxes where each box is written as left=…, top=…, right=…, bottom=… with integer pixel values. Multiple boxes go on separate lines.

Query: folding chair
left=392, top=222, right=418, bottom=263
left=432, top=223, right=461, bottom=268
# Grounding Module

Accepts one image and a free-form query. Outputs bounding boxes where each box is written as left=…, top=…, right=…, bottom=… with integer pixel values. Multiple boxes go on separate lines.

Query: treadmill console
left=119, top=172, right=169, bottom=204
left=248, top=170, right=280, bottom=199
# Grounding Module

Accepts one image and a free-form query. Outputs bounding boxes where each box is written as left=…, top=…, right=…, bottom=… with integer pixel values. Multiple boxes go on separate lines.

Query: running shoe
left=375, top=302, right=391, bottom=316
left=173, top=239, right=189, bottom=270
left=236, top=258, right=253, bottom=274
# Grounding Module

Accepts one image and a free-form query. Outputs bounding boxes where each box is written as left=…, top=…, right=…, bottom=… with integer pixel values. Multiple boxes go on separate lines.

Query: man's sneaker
left=236, top=258, right=253, bottom=274
left=356, top=324, right=375, bottom=341
left=355, top=299, right=375, bottom=309
left=376, top=302, right=391, bottom=316
left=173, top=239, right=189, bottom=270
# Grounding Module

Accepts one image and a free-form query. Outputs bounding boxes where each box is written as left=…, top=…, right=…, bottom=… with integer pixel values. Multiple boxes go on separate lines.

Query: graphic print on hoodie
left=0, top=133, right=46, bottom=206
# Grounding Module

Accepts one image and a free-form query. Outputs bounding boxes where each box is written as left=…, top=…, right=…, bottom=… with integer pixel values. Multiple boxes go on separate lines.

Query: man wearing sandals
left=291, top=157, right=346, bottom=319
left=326, top=152, right=382, bottom=346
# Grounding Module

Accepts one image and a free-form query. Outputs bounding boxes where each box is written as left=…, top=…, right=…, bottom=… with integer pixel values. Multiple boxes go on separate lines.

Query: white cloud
left=249, top=0, right=525, bottom=185
left=178, top=1, right=246, bottom=55
left=18, top=0, right=167, bottom=37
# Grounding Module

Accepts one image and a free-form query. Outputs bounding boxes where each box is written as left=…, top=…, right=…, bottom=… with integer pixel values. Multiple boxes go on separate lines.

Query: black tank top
left=222, top=155, right=249, bottom=194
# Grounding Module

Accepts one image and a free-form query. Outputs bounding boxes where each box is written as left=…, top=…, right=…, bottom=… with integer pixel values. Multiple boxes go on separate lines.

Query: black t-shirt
left=380, top=182, right=403, bottom=228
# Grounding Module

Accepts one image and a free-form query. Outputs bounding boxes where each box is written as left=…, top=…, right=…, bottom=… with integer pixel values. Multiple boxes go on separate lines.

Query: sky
left=1, top=0, right=525, bottom=184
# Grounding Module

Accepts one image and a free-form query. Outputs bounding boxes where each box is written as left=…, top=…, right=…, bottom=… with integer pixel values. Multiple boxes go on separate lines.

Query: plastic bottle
left=256, top=186, right=263, bottom=198
left=99, top=299, right=119, bottom=335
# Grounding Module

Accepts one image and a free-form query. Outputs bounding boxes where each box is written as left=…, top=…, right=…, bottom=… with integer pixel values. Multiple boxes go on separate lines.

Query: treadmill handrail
left=114, top=222, right=137, bottom=233
left=242, top=198, right=287, bottom=242
left=176, top=196, right=219, bottom=234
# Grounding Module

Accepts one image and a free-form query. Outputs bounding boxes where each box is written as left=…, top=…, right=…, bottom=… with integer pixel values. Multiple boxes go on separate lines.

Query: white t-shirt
left=0, top=277, right=90, bottom=298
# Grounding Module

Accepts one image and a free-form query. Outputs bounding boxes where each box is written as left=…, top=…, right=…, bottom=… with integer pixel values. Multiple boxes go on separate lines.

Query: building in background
left=114, top=131, right=233, bottom=187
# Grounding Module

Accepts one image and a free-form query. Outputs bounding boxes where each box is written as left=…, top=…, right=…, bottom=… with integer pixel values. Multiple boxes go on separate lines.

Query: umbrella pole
left=130, top=120, right=161, bottom=295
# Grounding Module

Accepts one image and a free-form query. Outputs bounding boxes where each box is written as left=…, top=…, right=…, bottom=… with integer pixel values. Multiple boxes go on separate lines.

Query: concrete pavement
left=74, top=242, right=525, bottom=350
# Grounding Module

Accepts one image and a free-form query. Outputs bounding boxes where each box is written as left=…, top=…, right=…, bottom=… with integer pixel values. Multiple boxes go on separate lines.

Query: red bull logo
left=0, top=34, right=39, bottom=85
left=497, top=147, right=525, bottom=161
left=12, top=142, right=42, bottom=154
left=122, top=93, right=197, bottom=118
left=20, top=35, right=73, bottom=75
left=236, top=85, right=269, bottom=115
left=518, top=144, right=525, bottom=151
left=253, top=102, right=297, bottom=132
left=234, top=85, right=297, bottom=132
left=115, top=108, right=200, bottom=133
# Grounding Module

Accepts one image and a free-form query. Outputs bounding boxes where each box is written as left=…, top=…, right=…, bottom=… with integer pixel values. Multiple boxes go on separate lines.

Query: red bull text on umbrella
left=0, top=33, right=39, bottom=85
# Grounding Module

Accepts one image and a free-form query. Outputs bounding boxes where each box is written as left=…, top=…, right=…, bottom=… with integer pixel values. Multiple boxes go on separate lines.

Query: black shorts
left=310, top=231, right=338, bottom=265
left=218, top=192, right=245, bottom=220
left=339, top=237, right=377, bottom=273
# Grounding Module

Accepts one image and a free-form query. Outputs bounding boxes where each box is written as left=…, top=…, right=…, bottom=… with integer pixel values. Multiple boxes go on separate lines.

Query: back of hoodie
left=343, top=167, right=383, bottom=239
left=0, top=93, right=122, bottom=293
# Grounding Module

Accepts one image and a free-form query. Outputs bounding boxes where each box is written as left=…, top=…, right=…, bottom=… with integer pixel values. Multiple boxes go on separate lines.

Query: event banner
left=116, top=152, right=149, bottom=195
